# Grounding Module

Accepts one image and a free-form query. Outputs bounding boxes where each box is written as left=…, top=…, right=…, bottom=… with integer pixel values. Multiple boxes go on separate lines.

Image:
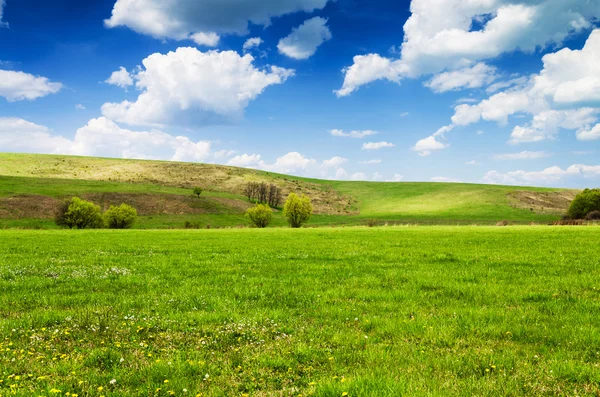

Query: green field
left=0, top=153, right=579, bottom=228
left=1, top=226, right=600, bottom=396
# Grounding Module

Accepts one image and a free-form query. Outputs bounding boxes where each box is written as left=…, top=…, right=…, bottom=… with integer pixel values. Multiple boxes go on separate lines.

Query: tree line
left=243, top=182, right=283, bottom=208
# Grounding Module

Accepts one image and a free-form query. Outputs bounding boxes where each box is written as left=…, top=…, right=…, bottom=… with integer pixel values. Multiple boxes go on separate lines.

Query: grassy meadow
left=1, top=226, right=600, bottom=396
left=0, top=154, right=579, bottom=228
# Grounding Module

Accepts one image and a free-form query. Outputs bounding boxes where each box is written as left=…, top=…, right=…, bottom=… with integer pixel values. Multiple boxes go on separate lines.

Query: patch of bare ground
left=0, top=195, right=59, bottom=218
left=508, top=190, right=578, bottom=214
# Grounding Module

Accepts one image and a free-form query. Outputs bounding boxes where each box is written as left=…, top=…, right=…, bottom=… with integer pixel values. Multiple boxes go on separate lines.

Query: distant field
left=1, top=226, right=600, bottom=396
left=0, top=153, right=578, bottom=227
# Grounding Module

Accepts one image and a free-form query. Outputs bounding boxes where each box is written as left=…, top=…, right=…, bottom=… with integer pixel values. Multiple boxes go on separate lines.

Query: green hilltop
left=0, top=153, right=577, bottom=228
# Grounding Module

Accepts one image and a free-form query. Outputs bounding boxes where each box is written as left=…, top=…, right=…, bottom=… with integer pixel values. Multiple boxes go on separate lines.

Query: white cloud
left=466, top=160, right=479, bottom=165
left=228, top=153, right=263, bottom=167
left=412, top=135, right=447, bottom=156
left=400, top=112, right=409, bottom=117
left=0, top=117, right=212, bottom=162
left=101, top=48, right=294, bottom=127
left=388, top=174, right=404, bottom=182
left=277, top=16, right=331, bottom=60
left=0, top=69, right=62, bottom=101
left=106, top=67, right=134, bottom=88
left=418, top=29, right=600, bottom=153
left=75, top=104, right=86, bottom=110
left=190, top=32, right=220, bottom=47
left=483, top=164, right=600, bottom=186
left=351, top=172, right=367, bottom=181
left=426, top=63, right=498, bottom=93
left=431, top=176, right=461, bottom=183
left=362, top=141, right=395, bottom=150
left=494, top=151, right=551, bottom=160
left=576, top=124, right=600, bottom=141
left=359, top=159, right=381, bottom=164
left=322, top=156, right=347, bottom=168
left=243, top=37, right=263, bottom=52
left=329, top=129, right=376, bottom=139
left=105, top=0, right=330, bottom=43
left=337, top=0, right=599, bottom=95
left=335, top=54, right=407, bottom=97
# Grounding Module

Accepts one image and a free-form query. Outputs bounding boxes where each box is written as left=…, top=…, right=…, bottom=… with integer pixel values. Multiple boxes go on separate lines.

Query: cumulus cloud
left=351, top=172, right=367, bottom=181
left=388, top=174, right=404, bottom=182
left=105, top=0, right=330, bottom=43
left=431, top=176, right=461, bottom=183
left=190, top=32, right=220, bottom=47
left=426, top=63, right=498, bottom=93
left=493, top=151, right=551, bottom=160
left=417, top=28, right=600, bottom=153
left=105, top=67, right=134, bottom=89
left=0, top=117, right=212, bottom=162
left=75, top=104, right=86, bottom=110
left=0, top=69, right=62, bottom=101
left=329, top=129, right=376, bottom=139
left=335, top=54, right=407, bottom=97
left=576, top=124, right=600, bottom=141
left=412, top=135, right=447, bottom=156
left=483, top=164, right=600, bottom=186
left=277, top=17, right=331, bottom=60
left=362, top=141, right=395, bottom=150
left=227, top=152, right=350, bottom=179
left=359, top=159, right=381, bottom=164
left=243, top=37, right=263, bottom=52
left=101, top=48, right=294, bottom=127
left=336, top=0, right=599, bottom=95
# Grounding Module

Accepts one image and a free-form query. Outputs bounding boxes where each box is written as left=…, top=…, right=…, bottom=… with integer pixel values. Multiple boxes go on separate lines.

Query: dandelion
left=97, top=386, right=104, bottom=392
left=110, top=379, right=117, bottom=385
left=342, top=393, right=349, bottom=397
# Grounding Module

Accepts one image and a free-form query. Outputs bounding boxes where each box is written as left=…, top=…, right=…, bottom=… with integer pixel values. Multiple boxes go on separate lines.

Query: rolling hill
left=0, top=153, right=577, bottom=228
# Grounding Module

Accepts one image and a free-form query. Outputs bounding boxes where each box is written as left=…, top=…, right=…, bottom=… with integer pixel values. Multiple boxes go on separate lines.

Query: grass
left=1, top=226, right=600, bottom=396
left=0, top=154, right=577, bottom=227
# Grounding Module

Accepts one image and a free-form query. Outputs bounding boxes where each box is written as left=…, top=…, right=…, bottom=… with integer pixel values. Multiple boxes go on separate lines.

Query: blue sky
left=0, top=0, right=599, bottom=188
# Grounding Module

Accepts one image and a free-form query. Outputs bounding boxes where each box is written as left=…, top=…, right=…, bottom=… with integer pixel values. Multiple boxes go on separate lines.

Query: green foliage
left=55, top=197, right=103, bottom=229
left=246, top=204, right=273, bottom=228
left=585, top=210, right=600, bottom=220
left=192, top=187, right=203, bottom=198
left=283, top=193, right=313, bottom=228
left=104, top=203, right=138, bottom=229
left=568, top=188, right=600, bottom=219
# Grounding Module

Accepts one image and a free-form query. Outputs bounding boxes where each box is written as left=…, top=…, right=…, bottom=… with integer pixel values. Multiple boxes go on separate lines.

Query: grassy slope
left=1, top=227, right=600, bottom=396
left=0, top=153, right=574, bottom=227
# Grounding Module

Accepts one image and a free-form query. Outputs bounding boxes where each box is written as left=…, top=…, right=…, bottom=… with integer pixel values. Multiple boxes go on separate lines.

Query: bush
left=184, top=221, right=201, bottom=229
left=568, top=188, right=600, bottom=219
left=585, top=210, right=600, bottom=220
left=193, top=187, right=203, bottom=198
left=246, top=204, right=272, bottom=228
left=283, top=193, right=313, bottom=228
left=366, top=219, right=378, bottom=227
left=56, top=197, right=103, bottom=229
left=104, top=204, right=138, bottom=229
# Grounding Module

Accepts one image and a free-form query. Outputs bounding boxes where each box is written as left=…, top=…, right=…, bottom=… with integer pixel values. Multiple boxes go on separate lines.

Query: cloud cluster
left=0, top=117, right=211, bottom=162
left=105, top=0, right=330, bottom=45
left=277, top=17, right=331, bottom=60
left=0, top=0, right=6, bottom=27
left=329, top=129, right=376, bottom=139
left=105, top=66, right=134, bottom=89
left=336, top=0, right=600, bottom=96
left=362, top=141, right=395, bottom=150
left=0, top=69, right=62, bottom=101
left=101, top=48, right=294, bottom=127
left=484, top=164, right=600, bottom=186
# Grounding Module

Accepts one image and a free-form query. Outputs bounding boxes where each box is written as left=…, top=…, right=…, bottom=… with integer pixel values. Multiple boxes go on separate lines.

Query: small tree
left=246, top=204, right=272, bottom=228
left=56, top=197, right=103, bottom=229
left=104, top=204, right=138, bottom=229
left=568, top=188, right=600, bottom=219
left=283, top=193, right=313, bottom=228
left=193, top=187, right=203, bottom=198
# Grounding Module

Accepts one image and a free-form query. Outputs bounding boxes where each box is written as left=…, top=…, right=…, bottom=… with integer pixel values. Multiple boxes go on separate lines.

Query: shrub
left=56, top=197, right=103, bottom=229
left=568, top=188, right=600, bottom=219
left=246, top=204, right=272, bottom=228
left=193, top=187, right=203, bottom=198
left=184, top=221, right=201, bottom=229
left=283, top=193, right=313, bottom=228
left=496, top=220, right=509, bottom=226
left=366, top=219, right=378, bottom=227
left=585, top=210, right=600, bottom=220
left=104, top=204, right=138, bottom=229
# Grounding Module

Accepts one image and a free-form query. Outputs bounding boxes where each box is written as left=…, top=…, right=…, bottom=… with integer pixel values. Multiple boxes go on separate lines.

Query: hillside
left=0, top=153, right=577, bottom=228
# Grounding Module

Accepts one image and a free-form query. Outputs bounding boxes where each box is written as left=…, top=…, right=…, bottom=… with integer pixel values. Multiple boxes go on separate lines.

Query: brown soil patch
left=508, top=190, right=578, bottom=214
left=0, top=195, right=60, bottom=219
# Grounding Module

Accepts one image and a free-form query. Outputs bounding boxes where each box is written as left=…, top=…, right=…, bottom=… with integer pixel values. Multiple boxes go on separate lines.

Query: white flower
left=110, top=379, right=117, bottom=385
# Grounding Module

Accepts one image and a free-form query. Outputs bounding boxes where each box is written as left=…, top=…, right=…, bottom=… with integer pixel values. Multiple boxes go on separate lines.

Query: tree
left=104, top=204, right=138, bottom=229
left=283, top=193, right=313, bottom=228
left=244, top=182, right=282, bottom=207
left=246, top=204, right=272, bottom=228
left=55, top=197, right=103, bottom=229
left=568, top=188, right=600, bottom=219
left=193, top=187, right=203, bottom=198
